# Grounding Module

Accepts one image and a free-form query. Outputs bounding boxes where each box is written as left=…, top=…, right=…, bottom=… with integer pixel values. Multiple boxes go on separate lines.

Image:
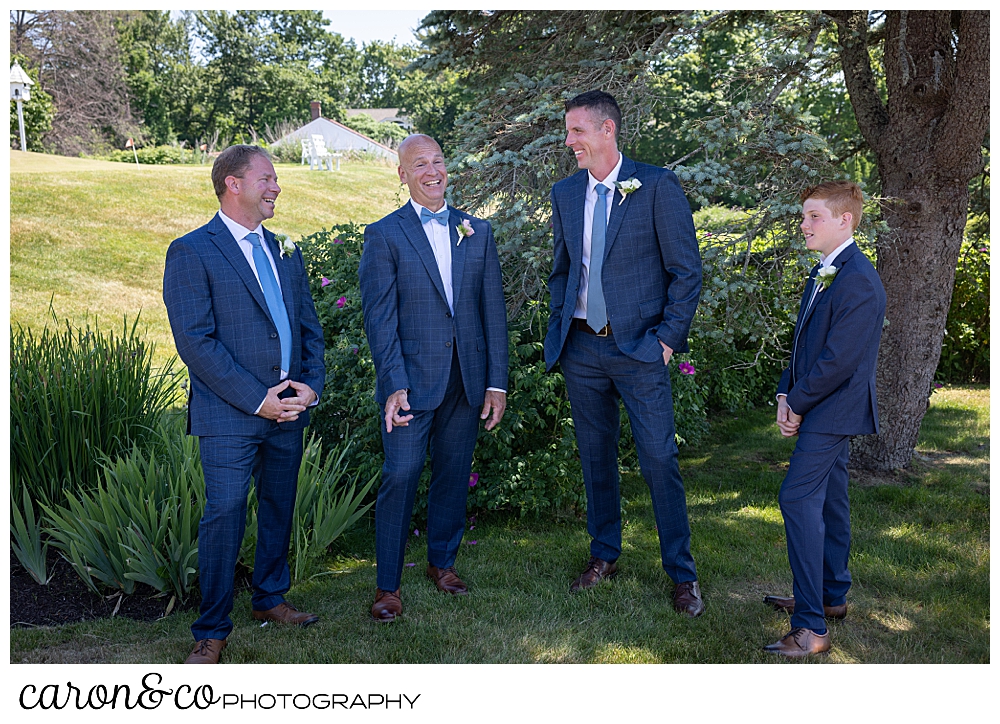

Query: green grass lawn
left=9, top=150, right=404, bottom=368
left=9, top=386, right=988, bottom=664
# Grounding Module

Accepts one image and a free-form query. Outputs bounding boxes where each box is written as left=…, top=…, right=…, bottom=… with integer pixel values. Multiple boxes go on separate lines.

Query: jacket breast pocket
left=639, top=299, right=664, bottom=319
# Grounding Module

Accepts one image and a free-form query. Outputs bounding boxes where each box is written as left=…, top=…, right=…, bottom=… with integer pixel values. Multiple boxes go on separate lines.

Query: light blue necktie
left=587, top=184, right=610, bottom=333
left=420, top=207, right=450, bottom=226
left=247, top=232, right=291, bottom=372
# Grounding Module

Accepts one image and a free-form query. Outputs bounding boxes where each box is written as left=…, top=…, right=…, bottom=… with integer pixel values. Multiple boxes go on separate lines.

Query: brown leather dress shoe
left=763, top=627, right=831, bottom=657
left=763, top=595, right=847, bottom=620
left=673, top=580, right=706, bottom=617
left=372, top=588, right=402, bottom=622
left=251, top=601, right=319, bottom=627
left=426, top=565, right=469, bottom=594
left=184, top=638, right=227, bottom=664
left=570, top=556, right=618, bottom=592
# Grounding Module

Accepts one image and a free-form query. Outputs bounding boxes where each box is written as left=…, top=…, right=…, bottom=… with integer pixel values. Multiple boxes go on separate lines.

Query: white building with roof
left=271, top=101, right=398, bottom=163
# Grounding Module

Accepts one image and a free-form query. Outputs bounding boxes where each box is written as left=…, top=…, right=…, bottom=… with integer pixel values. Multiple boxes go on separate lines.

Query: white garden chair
left=300, top=138, right=310, bottom=165
left=309, top=134, right=335, bottom=171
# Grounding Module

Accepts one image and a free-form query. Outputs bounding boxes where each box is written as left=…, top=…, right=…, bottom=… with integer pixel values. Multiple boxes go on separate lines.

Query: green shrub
left=42, top=413, right=203, bottom=600
left=10, top=311, right=180, bottom=507
left=937, top=237, right=989, bottom=383
left=106, top=144, right=201, bottom=165
left=298, top=224, right=711, bottom=521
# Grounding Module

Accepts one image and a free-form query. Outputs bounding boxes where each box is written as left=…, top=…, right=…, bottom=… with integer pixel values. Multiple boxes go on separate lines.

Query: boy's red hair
left=800, top=181, right=864, bottom=232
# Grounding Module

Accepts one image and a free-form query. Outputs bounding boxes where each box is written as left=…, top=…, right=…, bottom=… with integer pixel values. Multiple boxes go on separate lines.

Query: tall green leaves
left=10, top=311, right=180, bottom=507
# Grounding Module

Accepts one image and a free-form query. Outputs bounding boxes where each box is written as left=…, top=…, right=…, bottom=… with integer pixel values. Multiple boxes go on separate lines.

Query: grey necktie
left=587, top=184, right=610, bottom=333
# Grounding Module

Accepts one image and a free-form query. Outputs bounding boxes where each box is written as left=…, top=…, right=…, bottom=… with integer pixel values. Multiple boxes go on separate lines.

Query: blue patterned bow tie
left=420, top=207, right=450, bottom=226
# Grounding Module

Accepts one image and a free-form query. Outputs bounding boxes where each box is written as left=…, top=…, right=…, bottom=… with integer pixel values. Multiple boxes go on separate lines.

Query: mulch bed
left=10, top=549, right=251, bottom=628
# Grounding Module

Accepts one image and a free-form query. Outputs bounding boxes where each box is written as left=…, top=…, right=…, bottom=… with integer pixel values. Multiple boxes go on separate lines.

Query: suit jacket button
left=445, top=341, right=452, bottom=348
left=270, top=332, right=277, bottom=339
left=273, top=365, right=280, bottom=371
left=446, top=312, right=452, bottom=318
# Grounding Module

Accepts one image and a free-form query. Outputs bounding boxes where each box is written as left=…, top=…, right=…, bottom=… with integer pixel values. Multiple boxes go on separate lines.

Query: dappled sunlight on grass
left=730, top=505, right=783, bottom=524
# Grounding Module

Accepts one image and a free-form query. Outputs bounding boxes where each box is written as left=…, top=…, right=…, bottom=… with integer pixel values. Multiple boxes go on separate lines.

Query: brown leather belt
left=572, top=318, right=612, bottom=337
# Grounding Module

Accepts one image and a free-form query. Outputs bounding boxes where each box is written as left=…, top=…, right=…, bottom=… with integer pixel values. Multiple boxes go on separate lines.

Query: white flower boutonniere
left=275, top=234, right=296, bottom=259
left=456, top=219, right=475, bottom=245
left=815, top=265, right=838, bottom=291
left=615, top=177, right=642, bottom=206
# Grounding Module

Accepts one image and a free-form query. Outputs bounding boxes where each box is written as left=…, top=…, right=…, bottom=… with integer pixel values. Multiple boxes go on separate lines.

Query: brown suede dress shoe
left=251, top=601, right=319, bottom=627
left=372, top=588, right=402, bottom=622
left=570, top=556, right=618, bottom=592
left=426, top=565, right=469, bottom=594
left=673, top=580, right=706, bottom=617
left=185, top=638, right=227, bottom=664
left=763, top=595, right=847, bottom=620
left=763, top=627, right=831, bottom=657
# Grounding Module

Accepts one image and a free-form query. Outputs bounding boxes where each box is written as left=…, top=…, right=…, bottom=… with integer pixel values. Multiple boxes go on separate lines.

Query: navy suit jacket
left=163, top=213, right=326, bottom=436
left=544, top=156, right=702, bottom=370
left=358, top=204, right=508, bottom=410
left=777, top=242, right=886, bottom=436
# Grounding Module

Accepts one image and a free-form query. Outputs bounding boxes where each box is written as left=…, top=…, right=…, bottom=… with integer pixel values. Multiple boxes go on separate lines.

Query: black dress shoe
left=763, top=627, right=830, bottom=657
left=673, top=580, right=705, bottom=617
left=570, top=557, right=618, bottom=592
left=763, top=595, right=847, bottom=619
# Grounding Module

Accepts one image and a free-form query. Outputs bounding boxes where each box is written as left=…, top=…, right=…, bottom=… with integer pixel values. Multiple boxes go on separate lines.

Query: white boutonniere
left=456, top=219, right=475, bottom=245
left=815, top=265, right=838, bottom=291
left=275, top=234, right=296, bottom=258
left=615, top=177, right=642, bottom=206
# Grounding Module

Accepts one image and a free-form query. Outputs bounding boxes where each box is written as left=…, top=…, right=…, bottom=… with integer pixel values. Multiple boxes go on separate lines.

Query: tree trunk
left=828, top=10, right=989, bottom=470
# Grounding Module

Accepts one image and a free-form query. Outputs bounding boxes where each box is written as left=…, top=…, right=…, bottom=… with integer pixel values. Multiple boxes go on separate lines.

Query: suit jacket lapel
left=800, top=243, right=858, bottom=330
left=603, top=156, right=636, bottom=259
left=562, top=172, right=588, bottom=266
left=264, top=227, right=296, bottom=328
left=449, top=213, right=466, bottom=309
left=397, top=204, right=449, bottom=306
left=207, top=214, right=272, bottom=320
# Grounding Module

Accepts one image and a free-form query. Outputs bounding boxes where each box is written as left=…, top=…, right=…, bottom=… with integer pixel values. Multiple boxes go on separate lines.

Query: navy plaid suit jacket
left=163, top=213, right=325, bottom=436
left=544, top=156, right=702, bottom=369
left=777, top=242, right=886, bottom=435
left=358, top=204, right=508, bottom=409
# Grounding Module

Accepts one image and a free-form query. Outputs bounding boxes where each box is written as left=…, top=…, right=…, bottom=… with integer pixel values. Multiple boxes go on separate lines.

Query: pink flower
left=333, top=238, right=344, bottom=244
left=405, top=563, right=416, bottom=567
left=678, top=362, right=696, bottom=375
left=413, top=529, right=419, bottom=537
left=321, top=277, right=331, bottom=287
left=934, top=383, right=944, bottom=389
left=466, top=540, right=477, bottom=545
left=351, top=346, right=359, bottom=355
left=457, top=219, right=475, bottom=243
left=336, top=296, right=346, bottom=309
left=469, top=525, right=475, bottom=531
left=469, top=473, right=479, bottom=487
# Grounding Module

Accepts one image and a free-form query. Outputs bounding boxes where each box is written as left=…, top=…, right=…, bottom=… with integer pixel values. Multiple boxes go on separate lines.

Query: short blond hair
left=800, top=181, right=864, bottom=232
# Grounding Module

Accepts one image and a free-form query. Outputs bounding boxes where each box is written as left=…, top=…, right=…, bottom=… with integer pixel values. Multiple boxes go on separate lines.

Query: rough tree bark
left=826, top=10, right=989, bottom=470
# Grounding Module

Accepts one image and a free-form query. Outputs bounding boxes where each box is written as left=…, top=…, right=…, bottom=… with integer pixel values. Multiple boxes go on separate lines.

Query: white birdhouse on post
left=10, top=61, right=35, bottom=152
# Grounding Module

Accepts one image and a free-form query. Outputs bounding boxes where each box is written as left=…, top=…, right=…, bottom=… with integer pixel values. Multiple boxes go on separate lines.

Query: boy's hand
left=776, top=395, right=801, bottom=437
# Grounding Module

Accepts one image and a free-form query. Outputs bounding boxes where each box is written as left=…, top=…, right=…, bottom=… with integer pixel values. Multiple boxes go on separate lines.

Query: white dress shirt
left=574, top=153, right=623, bottom=320
left=411, top=199, right=454, bottom=314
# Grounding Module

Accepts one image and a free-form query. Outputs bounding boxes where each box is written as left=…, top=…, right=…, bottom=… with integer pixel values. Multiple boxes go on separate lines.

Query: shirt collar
left=588, top=153, right=623, bottom=195
left=410, top=198, right=449, bottom=222
left=821, top=237, right=855, bottom=267
left=218, top=209, right=263, bottom=243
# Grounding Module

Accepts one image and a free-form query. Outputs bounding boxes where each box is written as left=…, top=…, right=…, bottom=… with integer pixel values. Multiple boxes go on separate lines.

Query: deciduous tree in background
left=827, top=10, right=989, bottom=470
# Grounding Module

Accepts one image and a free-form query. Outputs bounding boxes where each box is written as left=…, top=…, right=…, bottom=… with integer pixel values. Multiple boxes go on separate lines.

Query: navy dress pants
left=560, top=327, right=697, bottom=583
left=779, top=431, right=852, bottom=631
left=192, top=426, right=303, bottom=641
left=374, top=350, right=480, bottom=591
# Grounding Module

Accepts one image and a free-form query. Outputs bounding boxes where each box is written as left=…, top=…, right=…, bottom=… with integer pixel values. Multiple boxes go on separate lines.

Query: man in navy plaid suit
left=544, top=90, right=705, bottom=616
left=359, top=134, right=508, bottom=622
left=163, top=145, right=325, bottom=663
